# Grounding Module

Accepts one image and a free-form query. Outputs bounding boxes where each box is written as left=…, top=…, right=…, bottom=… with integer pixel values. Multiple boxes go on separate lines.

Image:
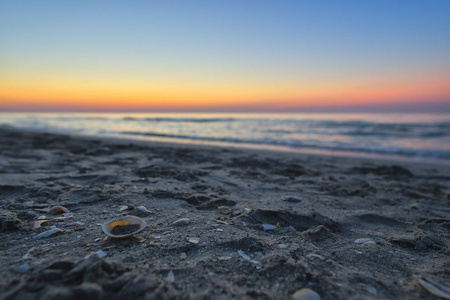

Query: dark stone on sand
left=111, top=224, right=141, bottom=236
left=0, top=210, right=23, bottom=232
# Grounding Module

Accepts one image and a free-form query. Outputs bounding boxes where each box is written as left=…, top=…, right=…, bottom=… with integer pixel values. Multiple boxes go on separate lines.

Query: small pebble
left=14, top=264, right=30, bottom=273
left=292, top=288, right=321, bottom=300
left=216, top=228, right=223, bottom=232
left=173, top=218, right=190, bottom=226
left=262, top=224, right=277, bottom=231
left=278, top=244, right=288, bottom=249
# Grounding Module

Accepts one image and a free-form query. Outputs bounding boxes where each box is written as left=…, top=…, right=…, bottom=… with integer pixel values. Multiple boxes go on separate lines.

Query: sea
left=1, top=112, right=450, bottom=164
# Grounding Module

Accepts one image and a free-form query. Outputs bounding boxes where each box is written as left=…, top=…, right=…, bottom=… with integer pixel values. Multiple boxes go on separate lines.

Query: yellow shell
left=101, top=216, right=146, bottom=238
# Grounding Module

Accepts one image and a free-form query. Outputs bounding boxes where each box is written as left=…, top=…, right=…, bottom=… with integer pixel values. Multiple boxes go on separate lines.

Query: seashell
left=49, top=206, right=70, bottom=215
left=292, top=288, right=321, bottom=300
left=173, top=218, right=190, bottom=226
left=101, top=216, right=146, bottom=238
left=418, top=277, right=450, bottom=299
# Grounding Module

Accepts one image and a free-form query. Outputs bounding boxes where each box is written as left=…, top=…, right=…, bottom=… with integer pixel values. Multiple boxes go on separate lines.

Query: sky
left=1, top=0, right=450, bottom=112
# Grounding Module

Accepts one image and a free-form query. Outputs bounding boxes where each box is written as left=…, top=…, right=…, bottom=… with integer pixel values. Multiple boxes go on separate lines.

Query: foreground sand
left=0, top=127, right=449, bottom=299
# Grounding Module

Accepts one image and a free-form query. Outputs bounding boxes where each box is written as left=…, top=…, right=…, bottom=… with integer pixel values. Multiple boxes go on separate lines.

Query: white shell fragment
left=187, top=237, right=200, bottom=244
left=262, top=224, right=277, bottom=231
left=218, top=256, right=232, bottom=261
left=237, top=250, right=260, bottom=265
left=279, top=196, right=302, bottom=203
left=173, top=218, right=190, bottom=226
left=34, top=228, right=64, bottom=239
left=306, top=253, right=325, bottom=260
left=354, top=238, right=376, bottom=244
left=95, top=250, right=107, bottom=258
left=136, top=205, right=152, bottom=213
left=166, top=270, right=175, bottom=283
left=418, top=277, right=450, bottom=299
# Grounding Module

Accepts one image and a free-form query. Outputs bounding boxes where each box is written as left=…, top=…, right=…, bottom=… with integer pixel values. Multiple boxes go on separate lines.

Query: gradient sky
left=1, top=0, right=450, bottom=112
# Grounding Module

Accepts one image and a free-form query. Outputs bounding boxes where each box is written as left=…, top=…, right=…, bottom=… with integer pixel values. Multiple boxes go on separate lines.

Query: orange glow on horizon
left=1, top=74, right=449, bottom=111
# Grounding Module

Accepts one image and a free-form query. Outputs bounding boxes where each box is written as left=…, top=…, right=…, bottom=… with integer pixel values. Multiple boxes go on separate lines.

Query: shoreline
left=3, top=124, right=450, bottom=167
left=0, top=127, right=449, bottom=299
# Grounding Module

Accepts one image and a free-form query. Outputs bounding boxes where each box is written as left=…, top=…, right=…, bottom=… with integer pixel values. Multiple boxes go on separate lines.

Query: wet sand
left=0, top=127, right=449, bottom=299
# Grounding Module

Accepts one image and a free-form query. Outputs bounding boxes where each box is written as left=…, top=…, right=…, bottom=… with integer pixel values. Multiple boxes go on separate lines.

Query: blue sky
left=1, top=0, right=449, bottom=112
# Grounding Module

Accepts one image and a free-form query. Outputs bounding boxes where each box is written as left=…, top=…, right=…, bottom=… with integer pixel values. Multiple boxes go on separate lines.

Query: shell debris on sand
left=34, top=228, right=64, bottom=239
left=237, top=250, right=260, bottom=265
left=219, top=206, right=234, bottom=215
left=417, top=277, right=450, bottom=299
left=49, top=206, right=70, bottom=215
left=102, top=216, right=146, bottom=238
left=187, top=237, right=200, bottom=244
left=354, top=238, right=376, bottom=244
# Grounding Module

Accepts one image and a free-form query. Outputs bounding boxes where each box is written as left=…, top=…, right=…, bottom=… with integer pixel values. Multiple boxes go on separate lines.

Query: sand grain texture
left=0, top=128, right=449, bottom=299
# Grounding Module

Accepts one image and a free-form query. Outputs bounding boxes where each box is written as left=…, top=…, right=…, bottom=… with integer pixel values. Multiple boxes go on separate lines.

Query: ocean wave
left=120, top=130, right=450, bottom=159
left=122, top=116, right=236, bottom=123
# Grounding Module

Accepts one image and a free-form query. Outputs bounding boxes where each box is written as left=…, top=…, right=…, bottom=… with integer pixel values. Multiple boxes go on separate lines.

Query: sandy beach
left=0, top=127, right=449, bottom=299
